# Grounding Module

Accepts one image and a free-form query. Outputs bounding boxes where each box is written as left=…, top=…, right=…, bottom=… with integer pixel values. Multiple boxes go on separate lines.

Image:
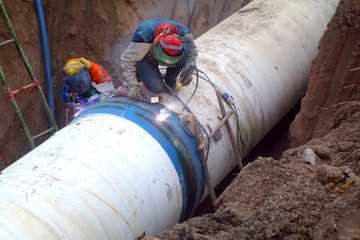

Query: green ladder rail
left=0, top=0, right=58, bottom=149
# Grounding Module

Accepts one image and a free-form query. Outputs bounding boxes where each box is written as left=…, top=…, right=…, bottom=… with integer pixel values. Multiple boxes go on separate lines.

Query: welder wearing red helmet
left=120, top=19, right=198, bottom=101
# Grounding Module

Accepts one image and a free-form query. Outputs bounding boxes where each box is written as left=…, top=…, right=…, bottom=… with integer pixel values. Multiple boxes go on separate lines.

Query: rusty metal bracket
left=189, top=114, right=219, bottom=211
left=191, top=87, right=244, bottom=209
left=214, top=88, right=243, bottom=170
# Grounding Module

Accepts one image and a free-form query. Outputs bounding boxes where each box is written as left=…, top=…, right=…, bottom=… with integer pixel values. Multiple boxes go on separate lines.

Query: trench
left=193, top=101, right=301, bottom=216
left=0, top=0, right=337, bottom=238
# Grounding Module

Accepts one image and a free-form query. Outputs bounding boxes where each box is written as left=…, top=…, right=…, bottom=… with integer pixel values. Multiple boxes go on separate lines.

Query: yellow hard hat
left=63, top=57, right=91, bottom=76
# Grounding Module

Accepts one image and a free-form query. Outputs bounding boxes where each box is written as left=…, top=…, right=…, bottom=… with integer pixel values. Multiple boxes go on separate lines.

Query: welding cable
left=181, top=68, right=249, bottom=162
left=175, top=92, right=211, bottom=164
left=196, top=68, right=249, bottom=165
left=180, top=67, right=199, bottom=114
left=158, top=66, right=199, bottom=114
left=231, top=104, right=249, bottom=165
left=196, top=68, right=218, bottom=89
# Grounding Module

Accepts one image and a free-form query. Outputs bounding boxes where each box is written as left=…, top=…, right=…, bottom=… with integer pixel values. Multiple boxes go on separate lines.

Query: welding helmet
left=151, top=33, right=184, bottom=66
left=63, top=67, right=92, bottom=94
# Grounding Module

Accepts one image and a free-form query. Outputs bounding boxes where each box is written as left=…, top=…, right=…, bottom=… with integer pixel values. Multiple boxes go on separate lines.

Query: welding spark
left=157, top=108, right=171, bottom=122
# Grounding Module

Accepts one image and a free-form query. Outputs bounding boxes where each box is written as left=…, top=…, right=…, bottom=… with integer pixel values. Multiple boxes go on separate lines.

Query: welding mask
left=63, top=67, right=92, bottom=94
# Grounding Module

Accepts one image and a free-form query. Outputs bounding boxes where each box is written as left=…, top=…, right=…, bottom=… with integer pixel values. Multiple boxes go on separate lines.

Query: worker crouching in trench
left=61, top=57, right=115, bottom=115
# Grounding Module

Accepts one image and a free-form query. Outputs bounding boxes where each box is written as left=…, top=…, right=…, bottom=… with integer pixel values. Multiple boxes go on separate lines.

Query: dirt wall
left=290, top=0, right=360, bottom=147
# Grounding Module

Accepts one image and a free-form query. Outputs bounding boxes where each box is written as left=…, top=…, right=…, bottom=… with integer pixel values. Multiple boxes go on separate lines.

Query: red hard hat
left=154, top=23, right=179, bottom=38
left=156, top=33, right=183, bottom=56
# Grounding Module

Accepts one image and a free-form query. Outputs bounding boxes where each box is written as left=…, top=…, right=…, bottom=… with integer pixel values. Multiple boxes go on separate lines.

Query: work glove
left=180, top=65, right=195, bottom=86
left=180, top=33, right=197, bottom=86
left=91, top=81, right=115, bottom=97
left=128, top=86, right=142, bottom=101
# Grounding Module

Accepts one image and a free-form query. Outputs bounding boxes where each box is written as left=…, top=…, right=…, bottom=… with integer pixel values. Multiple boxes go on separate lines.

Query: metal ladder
left=0, top=0, right=58, bottom=149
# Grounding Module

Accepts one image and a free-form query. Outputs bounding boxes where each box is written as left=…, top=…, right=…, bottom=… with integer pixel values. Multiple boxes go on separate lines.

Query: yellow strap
left=63, top=65, right=84, bottom=71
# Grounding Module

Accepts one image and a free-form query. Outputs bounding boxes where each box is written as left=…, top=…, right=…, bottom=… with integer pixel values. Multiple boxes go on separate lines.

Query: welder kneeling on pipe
left=119, top=19, right=198, bottom=101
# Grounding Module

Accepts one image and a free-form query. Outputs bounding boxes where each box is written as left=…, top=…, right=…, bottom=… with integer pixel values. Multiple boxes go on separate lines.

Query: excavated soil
left=0, top=1, right=360, bottom=240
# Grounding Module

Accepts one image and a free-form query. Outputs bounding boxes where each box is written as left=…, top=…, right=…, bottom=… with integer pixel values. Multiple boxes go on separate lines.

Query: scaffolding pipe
left=0, top=0, right=337, bottom=239
left=35, top=0, right=56, bottom=121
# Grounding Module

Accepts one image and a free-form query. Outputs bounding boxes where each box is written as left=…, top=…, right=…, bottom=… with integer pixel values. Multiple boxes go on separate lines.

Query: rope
left=6, top=80, right=39, bottom=98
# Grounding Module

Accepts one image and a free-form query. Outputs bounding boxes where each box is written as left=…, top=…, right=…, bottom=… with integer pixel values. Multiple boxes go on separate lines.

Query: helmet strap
left=152, top=26, right=182, bottom=46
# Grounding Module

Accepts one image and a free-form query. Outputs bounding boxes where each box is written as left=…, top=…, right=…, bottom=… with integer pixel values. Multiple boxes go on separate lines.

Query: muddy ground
left=0, top=0, right=359, bottom=239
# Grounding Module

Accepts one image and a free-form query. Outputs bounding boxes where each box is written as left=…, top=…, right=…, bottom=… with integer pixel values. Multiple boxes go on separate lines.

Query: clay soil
left=0, top=0, right=359, bottom=240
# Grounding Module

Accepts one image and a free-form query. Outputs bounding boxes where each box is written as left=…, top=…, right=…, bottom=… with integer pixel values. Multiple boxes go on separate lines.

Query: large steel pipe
left=0, top=0, right=337, bottom=239
left=180, top=0, right=338, bottom=189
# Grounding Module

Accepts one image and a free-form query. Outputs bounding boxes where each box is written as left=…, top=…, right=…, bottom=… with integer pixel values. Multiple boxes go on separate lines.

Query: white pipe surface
left=0, top=114, right=183, bottom=239
left=173, top=0, right=338, bottom=189
left=0, top=0, right=337, bottom=239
